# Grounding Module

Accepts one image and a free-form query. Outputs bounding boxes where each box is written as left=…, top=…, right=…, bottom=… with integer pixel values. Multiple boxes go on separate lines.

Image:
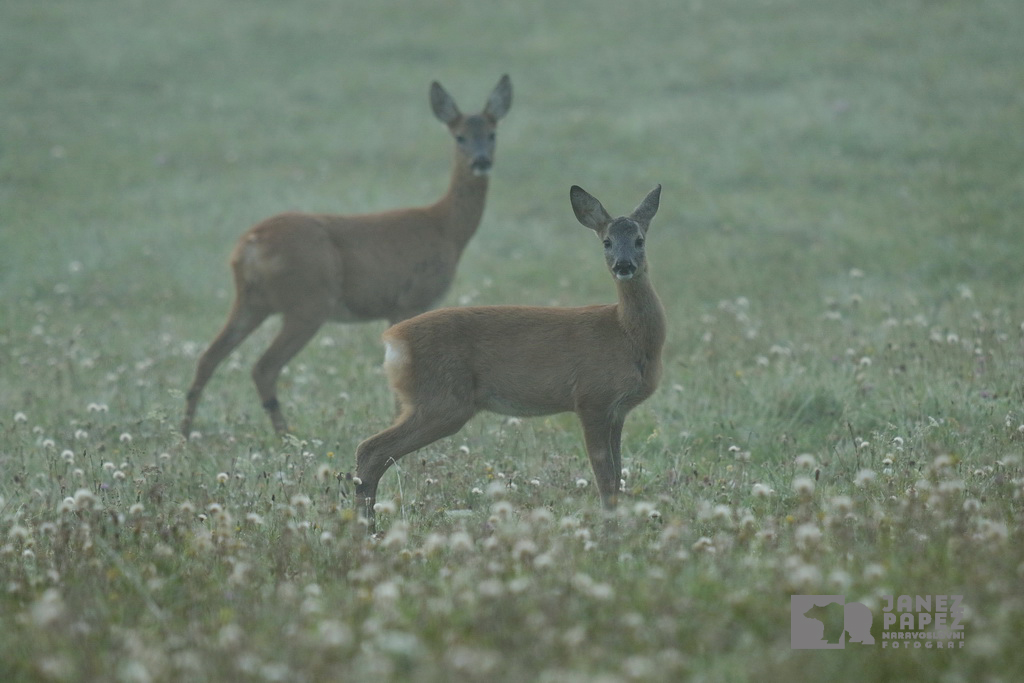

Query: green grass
left=2, top=0, right=1024, bottom=680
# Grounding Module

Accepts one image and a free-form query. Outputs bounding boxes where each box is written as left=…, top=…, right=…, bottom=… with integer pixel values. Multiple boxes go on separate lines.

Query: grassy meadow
left=2, top=0, right=1024, bottom=680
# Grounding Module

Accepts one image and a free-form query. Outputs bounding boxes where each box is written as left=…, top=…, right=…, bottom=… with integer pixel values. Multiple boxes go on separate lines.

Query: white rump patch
left=383, top=340, right=408, bottom=370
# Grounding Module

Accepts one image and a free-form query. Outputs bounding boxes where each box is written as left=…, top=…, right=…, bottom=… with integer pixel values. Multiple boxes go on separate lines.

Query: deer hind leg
left=354, top=404, right=473, bottom=532
left=579, top=408, right=627, bottom=510
left=182, top=297, right=270, bottom=436
left=252, top=312, right=326, bottom=434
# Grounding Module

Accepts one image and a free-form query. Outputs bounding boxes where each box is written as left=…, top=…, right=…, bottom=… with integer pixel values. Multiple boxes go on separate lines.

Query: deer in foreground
left=181, top=75, right=513, bottom=436
left=354, top=184, right=666, bottom=530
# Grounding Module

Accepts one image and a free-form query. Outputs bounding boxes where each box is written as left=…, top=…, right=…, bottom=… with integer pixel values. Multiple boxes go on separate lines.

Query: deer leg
left=354, top=405, right=473, bottom=533
left=252, top=313, right=325, bottom=434
left=182, top=300, right=269, bottom=436
left=579, top=408, right=623, bottom=510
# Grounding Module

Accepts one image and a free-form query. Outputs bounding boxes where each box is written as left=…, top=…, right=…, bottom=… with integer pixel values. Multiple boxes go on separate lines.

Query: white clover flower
left=490, top=500, right=514, bottom=520
left=830, top=495, right=854, bottom=515
left=216, top=472, right=229, bottom=484
left=789, top=563, right=822, bottom=589
left=863, top=563, right=886, bottom=582
left=795, top=523, right=822, bottom=549
left=854, top=469, right=876, bottom=487
left=381, top=523, right=409, bottom=550
left=373, top=500, right=397, bottom=516
left=632, top=501, right=657, bottom=518
left=512, top=539, right=538, bottom=562
left=73, top=488, right=97, bottom=511
left=692, top=537, right=715, bottom=553
left=575, top=478, right=589, bottom=489
left=712, top=504, right=733, bottom=524
left=449, top=530, right=474, bottom=553
left=792, top=476, right=816, bottom=497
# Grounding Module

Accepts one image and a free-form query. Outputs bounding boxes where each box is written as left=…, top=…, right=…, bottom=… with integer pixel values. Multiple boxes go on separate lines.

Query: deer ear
left=484, top=74, right=512, bottom=121
left=570, top=185, right=612, bottom=232
left=430, top=81, right=461, bottom=126
left=630, top=184, right=661, bottom=229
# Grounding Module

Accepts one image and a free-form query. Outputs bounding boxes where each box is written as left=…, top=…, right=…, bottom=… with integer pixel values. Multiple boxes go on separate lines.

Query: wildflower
left=751, top=482, right=773, bottom=498
left=789, top=563, right=822, bottom=591
left=381, top=523, right=409, bottom=550
left=60, top=450, right=75, bottom=463
left=575, top=478, right=589, bottom=489
left=128, top=503, right=144, bottom=516
left=373, top=500, right=397, bottom=516
left=30, top=589, right=66, bottom=628
left=245, top=513, right=264, bottom=526
left=795, top=523, right=822, bottom=550
left=290, top=494, right=311, bottom=509
left=863, top=563, right=886, bottom=582
left=854, top=469, right=876, bottom=487
left=317, top=620, right=353, bottom=648
left=73, top=488, right=97, bottom=511
left=712, top=504, right=732, bottom=524
left=316, top=464, right=332, bottom=481
left=216, top=472, right=229, bottom=484
left=74, top=429, right=89, bottom=440
left=792, top=476, right=815, bottom=497
left=692, top=537, right=715, bottom=553
left=512, top=539, right=538, bottom=562
left=794, top=453, right=816, bottom=469
left=14, top=412, right=28, bottom=423
left=830, top=495, right=854, bottom=515
left=449, top=530, right=474, bottom=554
left=632, top=501, right=658, bottom=518
left=119, top=432, right=132, bottom=443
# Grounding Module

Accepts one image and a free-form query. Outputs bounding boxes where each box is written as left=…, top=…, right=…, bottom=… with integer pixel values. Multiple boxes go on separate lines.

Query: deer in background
left=181, top=75, right=513, bottom=436
left=354, top=184, right=666, bottom=531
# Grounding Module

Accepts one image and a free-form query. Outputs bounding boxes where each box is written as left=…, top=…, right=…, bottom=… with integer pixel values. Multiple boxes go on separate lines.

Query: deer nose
left=470, top=156, right=492, bottom=175
left=612, top=261, right=637, bottom=279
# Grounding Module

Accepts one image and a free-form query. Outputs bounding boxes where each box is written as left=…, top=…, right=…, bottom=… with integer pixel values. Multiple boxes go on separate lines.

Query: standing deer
left=181, top=75, right=513, bottom=436
left=354, top=184, right=666, bottom=530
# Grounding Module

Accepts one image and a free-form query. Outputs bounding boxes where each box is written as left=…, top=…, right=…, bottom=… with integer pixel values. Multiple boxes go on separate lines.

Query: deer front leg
left=579, top=408, right=623, bottom=510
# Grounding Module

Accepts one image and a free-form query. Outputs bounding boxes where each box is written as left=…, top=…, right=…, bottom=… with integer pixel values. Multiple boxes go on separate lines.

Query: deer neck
left=430, top=154, right=489, bottom=251
left=615, top=270, right=666, bottom=361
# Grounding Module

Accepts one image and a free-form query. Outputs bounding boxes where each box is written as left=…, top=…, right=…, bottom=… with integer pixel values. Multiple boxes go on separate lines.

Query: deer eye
left=602, top=239, right=612, bottom=248
left=456, top=135, right=466, bottom=143
left=488, top=132, right=496, bottom=141
left=635, top=237, right=645, bottom=248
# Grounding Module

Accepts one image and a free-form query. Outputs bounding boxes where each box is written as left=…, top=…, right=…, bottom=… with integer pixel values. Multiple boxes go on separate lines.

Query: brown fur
left=181, top=75, right=512, bottom=435
left=354, top=185, right=666, bottom=530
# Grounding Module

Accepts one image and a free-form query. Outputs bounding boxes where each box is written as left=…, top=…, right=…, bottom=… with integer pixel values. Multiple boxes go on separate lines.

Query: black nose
left=613, top=261, right=636, bottom=278
left=470, top=157, right=492, bottom=173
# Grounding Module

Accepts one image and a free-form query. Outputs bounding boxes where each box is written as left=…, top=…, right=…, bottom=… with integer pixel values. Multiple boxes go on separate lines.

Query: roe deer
left=181, top=75, right=513, bottom=436
left=354, top=184, right=665, bottom=530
